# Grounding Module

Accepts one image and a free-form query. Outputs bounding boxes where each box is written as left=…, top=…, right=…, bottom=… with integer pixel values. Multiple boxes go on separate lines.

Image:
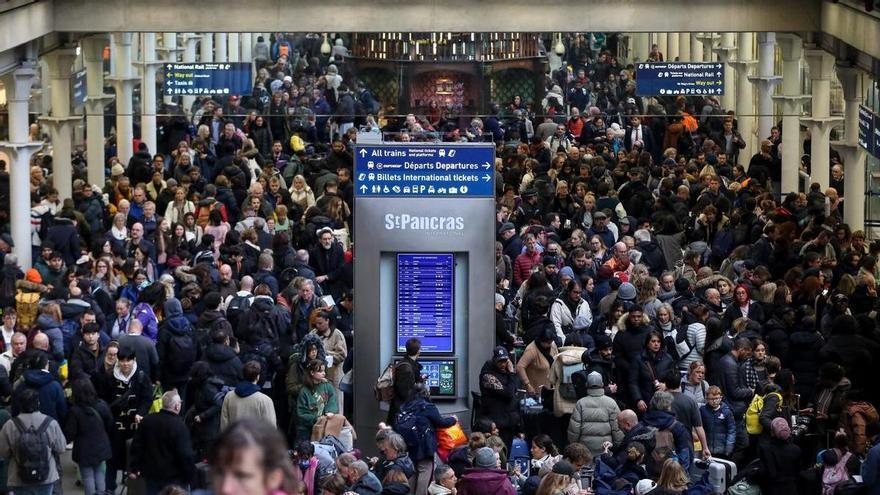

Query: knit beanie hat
left=473, top=447, right=497, bottom=468
left=771, top=417, right=791, bottom=440
left=25, top=268, right=42, bottom=284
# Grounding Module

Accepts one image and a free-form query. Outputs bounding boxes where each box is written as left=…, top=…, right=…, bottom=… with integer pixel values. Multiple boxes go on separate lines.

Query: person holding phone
left=479, top=347, right=523, bottom=446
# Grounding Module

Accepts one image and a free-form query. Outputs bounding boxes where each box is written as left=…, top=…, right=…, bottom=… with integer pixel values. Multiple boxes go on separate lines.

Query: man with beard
left=310, top=227, right=346, bottom=300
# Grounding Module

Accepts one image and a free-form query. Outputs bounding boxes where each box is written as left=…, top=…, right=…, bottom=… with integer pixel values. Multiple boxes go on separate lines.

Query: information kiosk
left=353, top=143, right=496, bottom=445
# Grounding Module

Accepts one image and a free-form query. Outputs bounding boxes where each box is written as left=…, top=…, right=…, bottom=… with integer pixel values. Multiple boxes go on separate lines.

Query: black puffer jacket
left=204, top=343, right=243, bottom=386
left=63, top=400, right=113, bottom=466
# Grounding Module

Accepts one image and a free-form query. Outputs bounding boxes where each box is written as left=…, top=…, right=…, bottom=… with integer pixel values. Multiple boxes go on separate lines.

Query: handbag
left=149, top=384, right=163, bottom=414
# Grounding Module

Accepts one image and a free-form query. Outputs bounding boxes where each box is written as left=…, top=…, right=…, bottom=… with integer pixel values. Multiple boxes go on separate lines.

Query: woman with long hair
left=534, top=461, right=576, bottom=495
left=91, top=255, right=121, bottom=296
left=209, top=418, right=301, bottom=495
left=652, top=458, right=690, bottom=495
left=296, top=359, right=339, bottom=442
left=182, top=212, right=203, bottom=246
left=164, top=187, right=196, bottom=225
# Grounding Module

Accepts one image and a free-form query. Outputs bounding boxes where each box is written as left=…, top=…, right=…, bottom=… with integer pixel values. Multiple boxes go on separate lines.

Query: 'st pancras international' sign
left=163, top=62, right=253, bottom=96
left=636, top=62, right=725, bottom=96
left=354, top=144, right=495, bottom=197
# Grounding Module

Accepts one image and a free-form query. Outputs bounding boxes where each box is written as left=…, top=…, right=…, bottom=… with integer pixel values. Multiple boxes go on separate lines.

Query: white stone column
left=832, top=64, right=868, bottom=229
left=691, top=33, right=703, bottom=62
left=713, top=33, right=737, bottom=111
left=633, top=33, right=650, bottom=63
left=0, top=65, right=42, bottom=268
left=241, top=33, right=253, bottom=63
left=773, top=34, right=811, bottom=194
left=228, top=33, right=241, bottom=62
left=160, top=33, right=180, bottom=105
left=801, top=48, right=842, bottom=191
left=108, top=32, right=138, bottom=165
left=678, top=33, right=691, bottom=61
left=748, top=33, right=782, bottom=142
left=200, top=34, right=214, bottom=63
left=215, top=33, right=228, bottom=62
left=40, top=48, right=79, bottom=201
left=82, top=35, right=114, bottom=187
left=696, top=33, right=719, bottom=63
left=730, top=33, right=758, bottom=161
left=657, top=33, right=668, bottom=60
left=182, top=34, right=200, bottom=115
left=137, top=33, right=159, bottom=155
left=667, top=33, right=680, bottom=61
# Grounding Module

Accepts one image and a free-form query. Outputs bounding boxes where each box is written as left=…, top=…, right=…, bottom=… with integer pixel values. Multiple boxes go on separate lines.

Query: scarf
left=110, top=225, right=128, bottom=241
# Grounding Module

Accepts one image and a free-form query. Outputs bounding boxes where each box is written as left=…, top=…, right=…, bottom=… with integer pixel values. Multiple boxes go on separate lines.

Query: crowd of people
left=0, top=30, right=874, bottom=495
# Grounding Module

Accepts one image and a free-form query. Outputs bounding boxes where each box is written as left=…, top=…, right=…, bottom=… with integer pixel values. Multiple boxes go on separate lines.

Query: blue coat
left=700, top=401, right=736, bottom=456
left=393, top=398, right=456, bottom=462
left=14, top=370, right=67, bottom=422
left=862, top=438, right=880, bottom=495
left=641, top=409, right=692, bottom=473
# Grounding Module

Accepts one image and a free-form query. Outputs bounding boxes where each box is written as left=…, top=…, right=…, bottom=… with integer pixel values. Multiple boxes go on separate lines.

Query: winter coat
left=69, top=343, right=101, bottom=381
left=700, top=401, right=736, bottom=456
left=478, top=360, right=521, bottom=429
left=629, top=350, right=675, bottom=406
left=185, top=376, right=224, bottom=454
left=350, top=471, right=383, bottom=495
left=0, top=411, right=66, bottom=487
left=757, top=438, right=801, bottom=495
left=13, top=369, right=67, bottom=422
left=843, top=401, right=880, bottom=455
left=296, top=381, right=338, bottom=437
left=722, top=301, right=765, bottom=330
left=711, top=353, right=753, bottom=417
left=549, top=297, right=593, bottom=343
left=77, top=194, right=105, bottom=233
left=457, top=468, right=517, bottom=495
left=372, top=453, right=416, bottom=486
left=864, top=439, right=880, bottom=495
left=641, top=409, right=693, bottom=473
left=548, top=346, right=589, bottom=416
left=45, top=217, right=80, bottom=267
left=63, top=400, right=113, bottom=466
left=568, top=388, right=623, bottom=456
left=130, top=410, right=195, bottom=484
left=678, top=322, right=706, bottom=372
left=394, top=398, right=457, bottom=462
left=312, top=328, right=347, bottom=387
left=157, top=299, right=197, bottom=387
left=515, top=341, right=557, bottom=392
left=635, top=240, right=668, bottom=277
left=204, top=343, right=243, bottom=386
left=220, top=381, right=277, bottom=429
left=612, top=314, right=651, bottom=405
left=787, top=330, right=824, bottom=403
left=131, top=302, right=159, bottom=343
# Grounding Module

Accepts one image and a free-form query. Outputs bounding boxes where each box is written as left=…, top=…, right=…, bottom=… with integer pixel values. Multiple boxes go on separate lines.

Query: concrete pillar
left=773, top=34, right=811, bottom=194
left=200, top=33, right=214, bottom=63
left=40, top=48, right=79, bottom=201
left=0, top=65, right=42, bottom=268
left=215, top=33, right=228, bottom=62
left=108, top=32, right=138, bottom=165
left=730, top=33, right=758, bottom=160
left=633, top=33, right=650, bottom=62
left=801, top=48, right=842, bottom=191
left=697, top=33, right=719, bottom=63
left=668, top=33, right=680, bottom=61
left=832, top=64, right=868, bottom=229
left=137, top=33, right=158, bottom=155
left=82, top=35, right=114, bottom=187
left=657, top=33, right=668, bottom=60
left=160, top=33, right=179, bottom=105
left=241, top=33, right=253, bottom=63
left=713, top=33, right=737, bottom=111
left=691, top=33, right=703, bottom=62
left=228, top=33, right=240, bottom=62
left=182, top=34, right=200, bottom=114
left=748, top=33, right=782, bottom=142
left=678, top=33, right=691, bottom=61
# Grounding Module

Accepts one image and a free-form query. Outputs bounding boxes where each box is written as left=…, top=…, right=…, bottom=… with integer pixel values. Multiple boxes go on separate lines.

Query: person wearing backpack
left=820, top=432, right=861, bottom=495
left=185, top=362, right=225, bottom=459
left=157, top=298, right=198, bottom=406
left=394, top=383, right=457, bottom=495
left=0, top=388, right=66, bottom=495
left=639, top=391, right=692, bottom=478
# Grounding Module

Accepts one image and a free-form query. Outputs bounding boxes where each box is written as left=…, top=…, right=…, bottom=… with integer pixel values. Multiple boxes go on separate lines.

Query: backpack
left=558, top=363, right=582, bottom=401
left=12, top=416, right=53, bottom=484
left=393, top=404, right=432, bottom=454
left=664, top=324, right=695, bottom=363
left=822, top=451, right=852, bottom=495
left=165, top=331, right=197, bottom=377
left=240, top=342, right=279, bottom=385
left=745, top=391, right=782, bottom=435
left=374, top=361, right=409, bottom=402
left=648, top=428, right=677, bottom=476
left=60, top=319, right=80, bottom=357
left=225, top=294, right=252, bottom=330
left=14, top=290, right=40, bottom=331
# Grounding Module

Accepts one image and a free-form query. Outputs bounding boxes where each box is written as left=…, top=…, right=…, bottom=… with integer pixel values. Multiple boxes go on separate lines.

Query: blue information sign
left=636, top=62, right=725, bottom=96
left=874, top=113, right=880, bottom=161
left=396, top=253, right=454, bottom=354
left=355, top=144, right=494, bottom=197
left=72, top=69, right=87, bottom=109
left=858, top=105, right=873, bottom=155
left=163, top=62, right=253, bottom=96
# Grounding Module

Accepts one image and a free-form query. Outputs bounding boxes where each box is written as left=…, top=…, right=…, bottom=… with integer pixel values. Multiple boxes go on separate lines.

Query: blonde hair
left=657, top=458, right=689, bottom=491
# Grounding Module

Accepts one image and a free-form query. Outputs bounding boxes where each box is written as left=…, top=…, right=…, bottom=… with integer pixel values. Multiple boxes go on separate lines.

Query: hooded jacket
left=14, top=369, right=67, bottom=421
left=568, top=386, right=623, bottom=456
left=0, top=411, right=66, bottom=487
left=204, top=343, right=243, bottom=386
left=641, top=409, right=692, bottom=473
left=157, top=298, right=197, bottom=386
left=478, top=360, right=521, bottom=429
left=457, top=467, right=517, bottom=495
left=220, top=380, right=276, bottom=430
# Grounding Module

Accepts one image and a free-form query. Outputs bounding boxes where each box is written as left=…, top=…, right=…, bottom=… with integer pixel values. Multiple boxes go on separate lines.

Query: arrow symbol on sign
left=359, top=149, right=368, bottom=157
left=482, top=162, right=491, bottom=169
left=359, top=185, right=367, bottom=193
left=716, top=72, right=722, bottom=77
left=483, top=174, right=492, bottom=182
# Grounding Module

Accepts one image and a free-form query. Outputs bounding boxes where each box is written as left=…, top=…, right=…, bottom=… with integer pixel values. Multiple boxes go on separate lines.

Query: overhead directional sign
left=354, top=143, right=495, bottom=197
left=859, top=105, right=874, bottom=156
left=635, top=62, right=725, bottom=96
left=163, top=62, right=253, bottom=96
left=875, top=112, right=880, bottom=161
left=71, top=69, right=87, bottom=109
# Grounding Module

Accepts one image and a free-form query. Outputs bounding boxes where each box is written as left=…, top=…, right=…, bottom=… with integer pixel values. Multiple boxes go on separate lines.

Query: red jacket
left=513, top=250, right=541, bottom=286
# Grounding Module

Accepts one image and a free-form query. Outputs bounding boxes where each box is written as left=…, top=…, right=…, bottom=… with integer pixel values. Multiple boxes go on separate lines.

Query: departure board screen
left=396, top=253, right=454, bottom=353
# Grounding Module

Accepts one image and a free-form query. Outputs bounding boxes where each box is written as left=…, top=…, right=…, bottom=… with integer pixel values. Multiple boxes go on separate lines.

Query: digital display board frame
left=396, top=253, right=455, bottom=354
left=396, top=358, right=457, bottom=398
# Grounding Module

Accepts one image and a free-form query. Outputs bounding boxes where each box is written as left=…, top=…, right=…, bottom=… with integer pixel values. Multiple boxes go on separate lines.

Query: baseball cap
left=635, top=479, right=657, bottom=495
left=498, top=222, right=515, bottom=235
left=492, top=346, right=510, bottom=363
left=593, top=211, right=607, bottom=220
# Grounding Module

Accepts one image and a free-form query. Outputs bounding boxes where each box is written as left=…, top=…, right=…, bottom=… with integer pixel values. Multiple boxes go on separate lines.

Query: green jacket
left=296, top=381, right=338, bottom=430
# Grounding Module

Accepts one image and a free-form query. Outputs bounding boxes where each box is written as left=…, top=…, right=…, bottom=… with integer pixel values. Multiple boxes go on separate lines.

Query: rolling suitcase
left=704, top=457, right=737, bottom=494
